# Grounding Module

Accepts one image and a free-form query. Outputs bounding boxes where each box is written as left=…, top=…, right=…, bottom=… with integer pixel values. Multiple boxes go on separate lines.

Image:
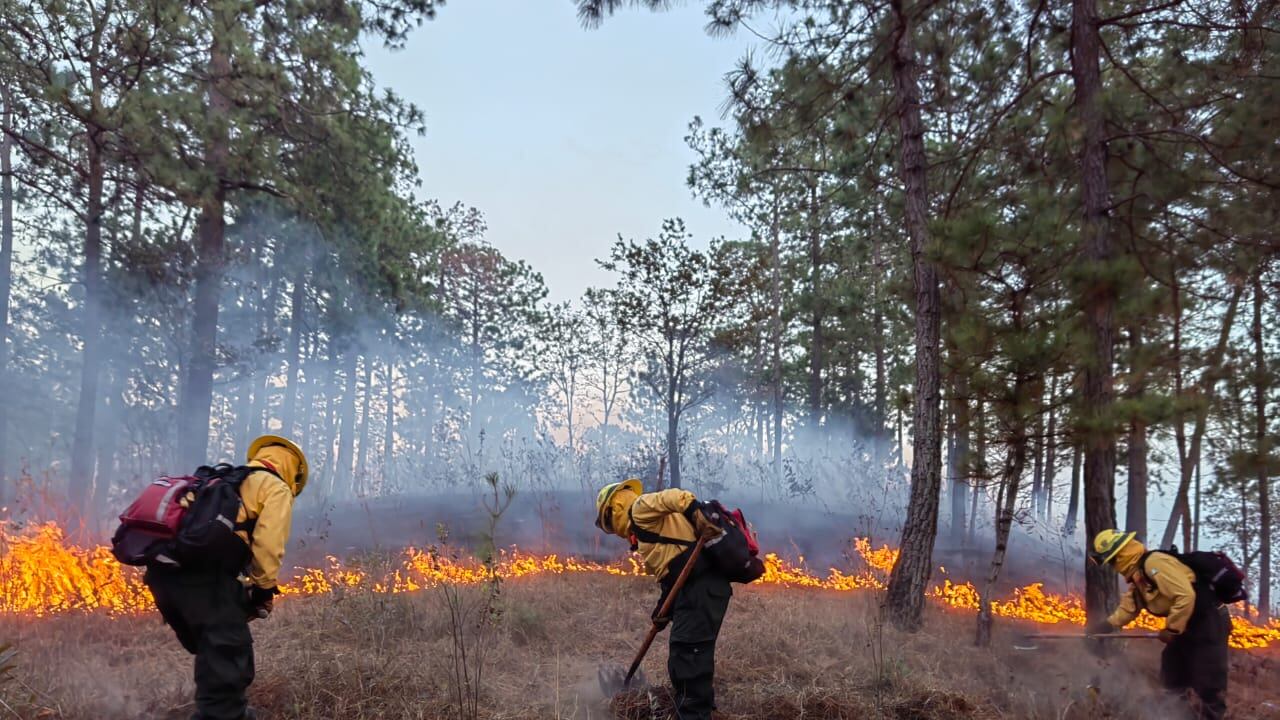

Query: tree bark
left=807, top=183, right=824, bottom=429
left=976, top=366, right=1030, bottom=647
left=0, top=84, right=13, bottom=501
left=178, top=8, right=233, bottom=467
left=667, top=405, right=681, bottom=490
left=281, top=262, right=306, bottom=436
left=873, top=234, right=887, bottom=460
left=1254, top=269, right=1271, bottom=620
left=1126, top=326, right=1149, bottom=543
left=771, top=203, right=783, bottom=482
left=883, top=0, right=944, bottom=632
left=1044, top=379, right=1059, bottom=522
left=336, top=347, right=358, bottom=498
left=356, top=356, right=373, bottom=495
left=69, top=128, right=106, bottom=514
left=949, top=375, right=970, bottom=546
left=969, top=399, right=985, bottom=546
left=1071, top=0, right=1119, bottom=621
left=1031, top=405, right=1045, bottom=520
left=383, top=352, right=395, bottom=489
left=1065, top=441, right=1082, bottom=535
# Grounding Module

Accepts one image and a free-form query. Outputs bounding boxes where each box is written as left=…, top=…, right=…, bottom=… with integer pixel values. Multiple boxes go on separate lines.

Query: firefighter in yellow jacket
left=145, top=435, right=308, bottom=720
left=596, top=479, right=727, bottom=720
left=1089, top=530, right=1230, bottom=720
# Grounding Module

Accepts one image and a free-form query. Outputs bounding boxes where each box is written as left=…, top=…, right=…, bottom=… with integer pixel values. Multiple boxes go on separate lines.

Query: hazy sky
left=364, top=1, right=761, bottom=301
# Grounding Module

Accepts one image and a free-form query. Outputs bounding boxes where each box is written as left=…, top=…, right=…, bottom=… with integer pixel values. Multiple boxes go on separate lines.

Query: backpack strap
left=628, top=506, right=694, bottom=547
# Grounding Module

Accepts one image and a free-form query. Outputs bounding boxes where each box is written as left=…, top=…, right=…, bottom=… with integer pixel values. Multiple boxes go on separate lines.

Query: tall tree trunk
left=969, top=399, right=985, bottom=546
left=356, top=356, right=373, bottom=495
left=336, top=347, right=358, bottom=498
left=0, top=84, right=13, bottom=503
left=1254, top=269, right=1272, bottom=621
left=95, top=366, right=124, bottom=499
left=383, top=353, right=395, bottom=489
left=300, top=330, right=317, bottom=459
left=281, top=262, right=306, bottom=436
left=179, top=10, right=233, bottom=467
left=249, top=253, right=280, bottom=440
left=883, top=0, right=943, bottom=632
left=1126, top=326, right=1149, bottom=543
left=1044, top=378, right=1059, bottom=521
left=949, top=375, right=970, bottom=546
left=1071, top=0, right=1119, bottom=621
left=667, top=405, right=681, bottom=490
left=1161, top=285, right=1244, bottom=549
left=976, top=364, right=1030, bottom=647
left=872, top=234, right=887, bottom=460
left=770, top=200, right=784, bottom=481
left=1195, top=454, right=1202, bottom=550
left=69, top=131, right=106, bottom=515
left=807, top=183, right=824, bottom=429
left=1031, top=406, right=1045, bottom=520
left=1065, top=442, right=1082, bottom=535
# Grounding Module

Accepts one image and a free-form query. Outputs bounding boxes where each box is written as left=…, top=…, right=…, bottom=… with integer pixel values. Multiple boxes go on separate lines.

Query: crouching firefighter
left=595, top=480, right=732, bottom=720
left=129, top=435, right=308, bottom=720
left=1088, top=529, right=1233, bottom=720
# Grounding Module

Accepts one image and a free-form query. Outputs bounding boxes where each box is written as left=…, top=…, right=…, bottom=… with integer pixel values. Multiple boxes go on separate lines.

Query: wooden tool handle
left=623, top=535, right=708, bottom=686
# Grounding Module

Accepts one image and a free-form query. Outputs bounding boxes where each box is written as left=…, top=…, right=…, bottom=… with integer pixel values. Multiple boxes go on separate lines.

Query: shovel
left=598, top=534, right=709, bottom=696
left=1013, top=631, right=1160, bottom=651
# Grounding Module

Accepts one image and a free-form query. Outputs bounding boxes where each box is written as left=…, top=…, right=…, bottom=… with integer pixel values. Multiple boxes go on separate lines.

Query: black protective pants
left=667, top=571, right=732, bottom=720
left=1160, top=588, right=1230, bottom=720
left=145, top=568, right=254, bottom=720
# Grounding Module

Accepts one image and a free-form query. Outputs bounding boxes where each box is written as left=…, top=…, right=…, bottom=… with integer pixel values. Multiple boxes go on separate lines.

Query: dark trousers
left=1160, top=587, right=1230, bottom=720
left=667, top=571, right=732, bottom=720
left=145, top=569, right=254, bottom=720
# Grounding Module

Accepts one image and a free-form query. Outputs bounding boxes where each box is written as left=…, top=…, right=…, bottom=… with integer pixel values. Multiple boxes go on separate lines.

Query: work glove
left=247, top=585, right=279, bottom=620
left=1158, top=629, right=1178, bottom=645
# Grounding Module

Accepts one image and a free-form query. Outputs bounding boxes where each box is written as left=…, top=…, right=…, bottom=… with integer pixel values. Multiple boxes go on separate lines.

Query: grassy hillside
left=0, top=574, right=1276, bottom=719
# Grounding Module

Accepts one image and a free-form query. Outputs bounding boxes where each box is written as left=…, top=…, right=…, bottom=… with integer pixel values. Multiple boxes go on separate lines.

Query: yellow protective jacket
left=611, top=488, right=699, bottom=581
left=235, top=444, right=301, bottom=590
left=1107, top=540, right=1197, bottom=635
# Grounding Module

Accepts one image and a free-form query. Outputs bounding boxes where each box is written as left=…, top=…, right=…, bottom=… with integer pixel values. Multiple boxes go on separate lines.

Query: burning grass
left=1, top=522, right=1279, bottom=718
left=0, top=573, right=1277, bottom=719
left=3, top=522, right=1278, bottom=650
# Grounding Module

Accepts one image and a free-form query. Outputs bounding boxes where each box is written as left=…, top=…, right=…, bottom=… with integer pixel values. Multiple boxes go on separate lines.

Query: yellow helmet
left=247, top=434, right=309, bottom=495
left=594, top=478, right=642, bottom=532
left=1091, top=529, right=1137, bottom=566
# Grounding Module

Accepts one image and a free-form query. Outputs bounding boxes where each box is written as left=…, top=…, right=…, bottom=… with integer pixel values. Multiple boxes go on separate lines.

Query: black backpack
left=629, top=499, right=765, bottom=584
left=1140, top=548, right=1247, bottom=605
left=112, top=464, right=271, bottom=573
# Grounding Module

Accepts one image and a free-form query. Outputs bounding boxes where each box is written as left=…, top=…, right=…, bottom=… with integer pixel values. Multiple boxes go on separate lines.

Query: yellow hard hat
left=594, top=478, right=642, bottom=532
left=1091, top=529, right=1136, bottom=566
left=247, top=435, right=309, bottom=494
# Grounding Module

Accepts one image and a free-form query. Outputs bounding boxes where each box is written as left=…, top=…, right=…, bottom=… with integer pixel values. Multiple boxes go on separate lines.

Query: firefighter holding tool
left=138, top=435, right=308, bottom=720
left=595, top=479, right=730, bottom=719
left=1089, top=529, right=1232, bottom=720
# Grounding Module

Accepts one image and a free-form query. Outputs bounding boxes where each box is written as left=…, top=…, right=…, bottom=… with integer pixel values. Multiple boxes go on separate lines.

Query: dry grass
left=0, top=574, right=1276, bottom=720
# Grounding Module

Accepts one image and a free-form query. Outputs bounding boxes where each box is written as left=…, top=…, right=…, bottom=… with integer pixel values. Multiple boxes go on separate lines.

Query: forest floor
left=1, top=573, right=1277, bottom=720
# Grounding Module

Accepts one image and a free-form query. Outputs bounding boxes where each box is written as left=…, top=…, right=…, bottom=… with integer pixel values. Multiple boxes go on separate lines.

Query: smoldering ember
left=0, top=2, right=1277, bottom=720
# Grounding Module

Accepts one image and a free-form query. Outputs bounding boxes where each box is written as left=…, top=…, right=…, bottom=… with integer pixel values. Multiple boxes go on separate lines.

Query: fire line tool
left=598, top=534, right=709, bottom=696
left=1013, top=631, right=1161, bottom=651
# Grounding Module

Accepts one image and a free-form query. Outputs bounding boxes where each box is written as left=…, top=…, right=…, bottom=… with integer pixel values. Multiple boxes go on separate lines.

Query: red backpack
left=111, top=464, right=274, bottom=572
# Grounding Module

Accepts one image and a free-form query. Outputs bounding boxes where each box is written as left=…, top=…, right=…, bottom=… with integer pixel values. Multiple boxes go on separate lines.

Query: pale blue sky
left=365, top=1, right=761, bottom=301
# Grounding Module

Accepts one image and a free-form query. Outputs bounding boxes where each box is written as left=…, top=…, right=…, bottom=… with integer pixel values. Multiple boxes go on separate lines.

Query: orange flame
left=2, top=522, right=1277, bottom=650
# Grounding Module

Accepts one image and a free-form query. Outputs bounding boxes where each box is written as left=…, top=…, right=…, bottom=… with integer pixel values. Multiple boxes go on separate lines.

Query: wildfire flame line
left=2, top=523, right=1277, bottom=650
